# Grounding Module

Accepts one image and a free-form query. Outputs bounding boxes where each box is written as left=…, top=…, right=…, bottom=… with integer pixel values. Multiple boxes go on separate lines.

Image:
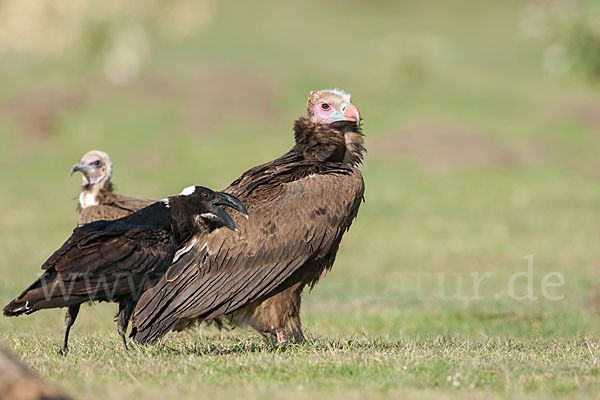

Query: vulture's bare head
left=70, top=150, right=113, bottom=189
left=307, top=89, right=360, bottom=127
left=299, top=89, right=365, bottom=166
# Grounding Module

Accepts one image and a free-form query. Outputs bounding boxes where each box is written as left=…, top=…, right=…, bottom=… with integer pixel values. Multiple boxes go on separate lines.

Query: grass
left=2, top=333, right=599, bottom=399
left=1, top=0, right=600, bottom=398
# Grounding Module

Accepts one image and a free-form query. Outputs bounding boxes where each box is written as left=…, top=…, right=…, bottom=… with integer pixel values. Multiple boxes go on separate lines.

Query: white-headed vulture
left=3, top=187, right=247, bottom=354
left=70, top=150, right=156, bottom=225
left=130, top=89, right=365, bottom=345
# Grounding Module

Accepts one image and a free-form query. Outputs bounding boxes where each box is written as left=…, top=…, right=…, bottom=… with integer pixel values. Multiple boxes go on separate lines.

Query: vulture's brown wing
left=78, top=193, right=156, bottom=225
left=131, top=166, right=364, bottom=343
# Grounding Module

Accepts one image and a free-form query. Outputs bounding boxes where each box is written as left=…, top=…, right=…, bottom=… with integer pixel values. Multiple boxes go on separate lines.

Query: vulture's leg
left=253, top=328, right=277, bottom=342
left=242, top=283, right=306, bottom=346
left=60, top=304, right=80, bottom=356
left=292, top=320, right=305, bottom=343
left=212, top=318, right=226, bottom=331
left=250, top=325, right=285, bottom=346
left=287, top=301, right=305, bottom=343
left=274, top=315, right=304, bottom=345
left=275, top=329, right=289, bottom=346
left=116, top=300, right=135, bottom=351
left=276, top=283, right=305, bottom=344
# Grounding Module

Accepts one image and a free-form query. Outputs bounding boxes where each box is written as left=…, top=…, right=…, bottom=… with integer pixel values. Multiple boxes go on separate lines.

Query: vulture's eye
left=92, top=160, right=102, bottom=168
left=321, top=103, right=330, bottom=111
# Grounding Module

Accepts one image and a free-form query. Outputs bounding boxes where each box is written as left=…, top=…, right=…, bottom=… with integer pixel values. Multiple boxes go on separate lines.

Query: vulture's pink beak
left=327, top=102, right=361, bottom=127
left=343, top=104, right=361, bottom=127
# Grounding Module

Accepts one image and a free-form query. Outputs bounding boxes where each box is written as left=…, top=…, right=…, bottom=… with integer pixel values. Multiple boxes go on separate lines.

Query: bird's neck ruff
left=293, top=117, right=365, bottom=167
left=79, top=181, right=114, bottom=209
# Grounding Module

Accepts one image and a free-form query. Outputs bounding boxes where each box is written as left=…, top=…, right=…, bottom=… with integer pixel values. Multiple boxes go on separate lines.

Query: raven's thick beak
left=331, top=102, right=361, bottom=127
left=214, top=192, right=248, bottom=218
left=210, top=192, right=248, bottom=232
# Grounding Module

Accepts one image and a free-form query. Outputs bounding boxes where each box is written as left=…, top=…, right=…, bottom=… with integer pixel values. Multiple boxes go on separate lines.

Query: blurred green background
left=1, top=0, right=600, bottom=399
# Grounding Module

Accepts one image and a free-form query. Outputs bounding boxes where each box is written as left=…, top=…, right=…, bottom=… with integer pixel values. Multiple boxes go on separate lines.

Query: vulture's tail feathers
left=130, top=240, right=200, bottom=344
left=130, top=317, right=179, bottom=344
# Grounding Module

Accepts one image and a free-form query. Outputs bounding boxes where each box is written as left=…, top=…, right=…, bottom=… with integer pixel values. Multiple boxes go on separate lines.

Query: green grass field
left=1, top=0, right=600, bottom=398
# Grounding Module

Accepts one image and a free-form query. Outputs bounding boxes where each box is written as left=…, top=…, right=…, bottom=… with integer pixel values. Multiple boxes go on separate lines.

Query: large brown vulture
left=3, top=187, right=247, bottom=354
left=130, top=89, right=365, bottom=345
left=70, top=150, right=155, bottom=225
left=0, top=343, right=70, bottom=400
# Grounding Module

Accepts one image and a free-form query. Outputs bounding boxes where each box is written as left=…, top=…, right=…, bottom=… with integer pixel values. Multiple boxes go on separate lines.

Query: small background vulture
left=70, top=150, right=156, bottom=225
left=3, top=186, right=247, bottom=354
left=131, top=89, right=365, bottom=344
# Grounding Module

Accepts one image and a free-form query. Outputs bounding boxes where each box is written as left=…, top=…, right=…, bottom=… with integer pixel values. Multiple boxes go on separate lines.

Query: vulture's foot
left=275, top=329, right=289, bottom=346
left=292, top=324, right=305, bottom=343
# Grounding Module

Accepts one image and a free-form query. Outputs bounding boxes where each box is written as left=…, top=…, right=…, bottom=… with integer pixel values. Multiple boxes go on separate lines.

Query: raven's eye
left=321, top=103, right=330, bottom=111
left=92, top=160, right=102, bottom=168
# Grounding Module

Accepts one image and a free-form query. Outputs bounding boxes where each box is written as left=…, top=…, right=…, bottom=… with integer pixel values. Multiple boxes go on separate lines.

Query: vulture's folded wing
left=131, top=166, right=364, bottom=343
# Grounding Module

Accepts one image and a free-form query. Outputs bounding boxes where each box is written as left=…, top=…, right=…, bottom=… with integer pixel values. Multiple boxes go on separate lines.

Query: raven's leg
left=60, top=304, right=80, bottom=356
left=116, top=300, right=135, bottom=351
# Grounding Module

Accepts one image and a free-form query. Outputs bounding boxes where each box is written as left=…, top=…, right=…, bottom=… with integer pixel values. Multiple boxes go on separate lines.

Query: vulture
left=0, top=343, right=70, bottom=400
left=130, top=88, right=365, bottom=345
left=3, top=186, right=247, bottom=354
left=70, top=150, right=155, bottom=225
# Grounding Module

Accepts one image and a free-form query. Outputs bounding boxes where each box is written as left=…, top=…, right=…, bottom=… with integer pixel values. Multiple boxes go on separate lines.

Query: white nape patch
left=161, top=198, right=170, bottom=208
left=324, top=88, right=351, bottom=102
left=173, top=237, right=197, bottom=263
left=79, top=191, right=99, bottom=208
left=180, top=186, right=196, bottom=196
left=200, top=212, right=218, bottom=220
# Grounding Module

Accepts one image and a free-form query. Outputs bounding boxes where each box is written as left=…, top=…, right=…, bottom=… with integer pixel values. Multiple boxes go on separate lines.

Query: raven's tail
left=3, top=270, right=89, bottom=317
left=3, top=298, right=35, bottom=317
